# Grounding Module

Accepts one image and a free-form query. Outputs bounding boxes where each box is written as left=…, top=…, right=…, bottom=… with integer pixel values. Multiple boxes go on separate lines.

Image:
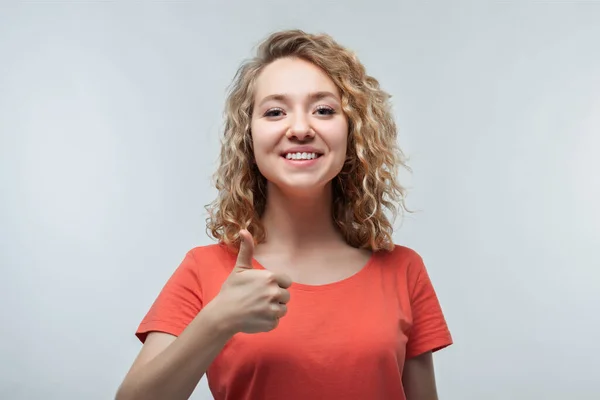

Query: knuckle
left=269, top=287, right=280, bottom=300
left=265, top=271, right=278, bottom=284
left=271, top=318, right=280, bottom=330
left=264, top=303, right=276, bottom=315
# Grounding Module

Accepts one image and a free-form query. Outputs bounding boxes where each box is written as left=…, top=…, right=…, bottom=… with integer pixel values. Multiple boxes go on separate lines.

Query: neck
left=259, top=182, right=344, bottom=253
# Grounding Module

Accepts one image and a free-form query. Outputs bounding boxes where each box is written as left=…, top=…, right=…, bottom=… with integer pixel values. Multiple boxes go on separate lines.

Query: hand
left=214, top=229, right=292, bottom=335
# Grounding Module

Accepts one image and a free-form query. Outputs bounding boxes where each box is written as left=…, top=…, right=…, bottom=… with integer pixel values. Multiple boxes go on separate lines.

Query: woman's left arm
left=402, top=351, right=439, bottom=400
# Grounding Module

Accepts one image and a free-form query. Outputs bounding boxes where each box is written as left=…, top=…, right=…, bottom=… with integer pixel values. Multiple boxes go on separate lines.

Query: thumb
left=235, top=229, right=255, bottom=269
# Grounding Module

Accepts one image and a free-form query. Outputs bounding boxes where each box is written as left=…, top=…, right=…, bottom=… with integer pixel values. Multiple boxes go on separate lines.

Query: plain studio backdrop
left=1, top=2, right=599, bottom=399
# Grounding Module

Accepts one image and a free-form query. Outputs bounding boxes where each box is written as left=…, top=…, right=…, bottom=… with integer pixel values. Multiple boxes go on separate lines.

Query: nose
left=286, top=113, right=314, bottom=141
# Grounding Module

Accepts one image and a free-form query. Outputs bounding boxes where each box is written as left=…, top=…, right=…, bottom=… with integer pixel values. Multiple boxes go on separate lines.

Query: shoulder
left=376, top=244, right=425, bottom=271
left=186, top=242, right=236, bottom=263
left=180, top=243, right=238, bottom=276
left=181, top=243, right=237, bottom=299
left=153, top=243, right=232, bottom=287
left=373, top=244, right=431, bottom=288
left=162, top=243, right=236, bottom=283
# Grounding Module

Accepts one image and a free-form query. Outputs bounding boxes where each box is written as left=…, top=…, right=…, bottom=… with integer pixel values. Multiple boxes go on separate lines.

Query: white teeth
left=285, top=152, right=319, bottom=160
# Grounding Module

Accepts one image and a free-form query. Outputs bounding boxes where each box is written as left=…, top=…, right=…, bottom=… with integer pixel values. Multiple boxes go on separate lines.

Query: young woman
left=116, top=29, right=452, bottom=400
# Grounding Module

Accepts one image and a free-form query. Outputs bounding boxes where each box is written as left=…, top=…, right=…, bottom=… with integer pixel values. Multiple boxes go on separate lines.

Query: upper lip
left=280, top=146, right=324, bottom=156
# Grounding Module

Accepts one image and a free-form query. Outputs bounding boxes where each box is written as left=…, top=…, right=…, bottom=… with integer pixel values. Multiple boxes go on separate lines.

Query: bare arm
left=115, top=300, right=233, bottom=400
left=116, top=231, right=290, bottom=399
left=402, top=351, right=439, bottom=400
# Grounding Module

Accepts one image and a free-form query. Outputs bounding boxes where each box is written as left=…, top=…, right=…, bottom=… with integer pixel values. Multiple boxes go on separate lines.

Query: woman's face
left=250, top=57, right=348, bottom=196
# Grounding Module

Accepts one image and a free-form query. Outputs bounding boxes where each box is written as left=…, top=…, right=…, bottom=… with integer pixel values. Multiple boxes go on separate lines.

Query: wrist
left=204, top=297, right=238, bottom=339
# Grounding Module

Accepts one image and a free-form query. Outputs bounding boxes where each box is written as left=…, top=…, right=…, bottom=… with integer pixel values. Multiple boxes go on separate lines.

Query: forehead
left=253, top=57, right=340, bottom=101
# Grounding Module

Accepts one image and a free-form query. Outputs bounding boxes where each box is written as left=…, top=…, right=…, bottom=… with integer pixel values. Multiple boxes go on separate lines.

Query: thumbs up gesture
left=214, top=230, right=292, bottom=335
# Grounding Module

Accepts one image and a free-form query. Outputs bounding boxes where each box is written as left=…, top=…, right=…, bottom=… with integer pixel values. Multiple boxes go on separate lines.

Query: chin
left=268, top=178, right=333, bottom=197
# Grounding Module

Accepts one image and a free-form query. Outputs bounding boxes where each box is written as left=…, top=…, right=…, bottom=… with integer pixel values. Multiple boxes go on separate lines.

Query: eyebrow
left=257, top=91, right=340, bottom=108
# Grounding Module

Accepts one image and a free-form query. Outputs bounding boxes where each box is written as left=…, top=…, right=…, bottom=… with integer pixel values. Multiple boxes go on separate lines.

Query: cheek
left=250, top=132, right=267, bottom=161
left=335, top=142, right=348, bottom=171
left=250, top=122, right=282, bottom=176
left=331, top=121, right=349, bottom=159
left=251, top=120, right=281, bottom=153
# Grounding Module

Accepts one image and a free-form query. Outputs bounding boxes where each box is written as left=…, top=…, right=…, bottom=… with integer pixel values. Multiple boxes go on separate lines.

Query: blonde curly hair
left=205, top=29, right=410, bottom=252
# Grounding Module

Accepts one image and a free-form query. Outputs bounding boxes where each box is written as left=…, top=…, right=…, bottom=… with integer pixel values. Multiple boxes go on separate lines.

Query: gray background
left=1, top=1, right=599, bottom=399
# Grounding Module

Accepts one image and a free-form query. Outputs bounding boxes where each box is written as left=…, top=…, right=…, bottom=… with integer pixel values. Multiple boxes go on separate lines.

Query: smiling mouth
left=281, top=152, right=323, bottom=160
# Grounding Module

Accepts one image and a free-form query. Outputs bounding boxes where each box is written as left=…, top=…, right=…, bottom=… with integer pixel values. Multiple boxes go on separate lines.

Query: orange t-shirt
left=136, top=244, right=452, bottom=400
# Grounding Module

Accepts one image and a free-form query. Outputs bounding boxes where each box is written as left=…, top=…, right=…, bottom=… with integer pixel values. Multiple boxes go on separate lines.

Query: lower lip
left=282, top=156, right=321, bottom=167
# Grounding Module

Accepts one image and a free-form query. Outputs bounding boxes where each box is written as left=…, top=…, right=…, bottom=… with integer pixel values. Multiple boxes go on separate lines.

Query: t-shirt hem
left=406, top=336, right=453, bottom=359
left=135, top=320, right=187, bottom=343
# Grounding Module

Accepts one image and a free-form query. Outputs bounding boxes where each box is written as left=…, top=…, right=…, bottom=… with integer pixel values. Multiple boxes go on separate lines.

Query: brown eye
left=315, top=106, right=335, bottom=116
left=265, top=108, right=285, bottom=117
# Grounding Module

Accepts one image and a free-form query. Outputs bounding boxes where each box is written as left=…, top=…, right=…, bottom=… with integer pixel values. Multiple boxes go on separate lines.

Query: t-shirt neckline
left=250, top=251, right=379, bottom=292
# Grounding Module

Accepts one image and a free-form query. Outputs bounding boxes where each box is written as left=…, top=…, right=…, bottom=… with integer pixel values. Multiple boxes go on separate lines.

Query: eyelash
left=264, top=108, right=285, bottom=117
left=263, top=106, right=336, bottom=118
left=315, top=106, right=336, bottom=115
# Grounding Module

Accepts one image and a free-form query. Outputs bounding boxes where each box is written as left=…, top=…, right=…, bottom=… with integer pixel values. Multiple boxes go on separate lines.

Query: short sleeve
left=135, top=250, right=203, bottom=343
left=405, top=254, right=453, bottom=359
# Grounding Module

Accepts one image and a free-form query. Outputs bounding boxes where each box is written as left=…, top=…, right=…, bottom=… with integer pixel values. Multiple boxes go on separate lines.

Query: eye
left=314, top=106, right=335, bottom=116
left=264, top=108, right=285, bottom=117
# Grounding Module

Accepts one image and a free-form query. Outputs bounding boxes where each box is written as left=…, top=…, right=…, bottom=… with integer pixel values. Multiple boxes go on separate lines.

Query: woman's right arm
left=117, top=231, right=290, bottom=399
left=115, top=300, right=233, bottom=400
